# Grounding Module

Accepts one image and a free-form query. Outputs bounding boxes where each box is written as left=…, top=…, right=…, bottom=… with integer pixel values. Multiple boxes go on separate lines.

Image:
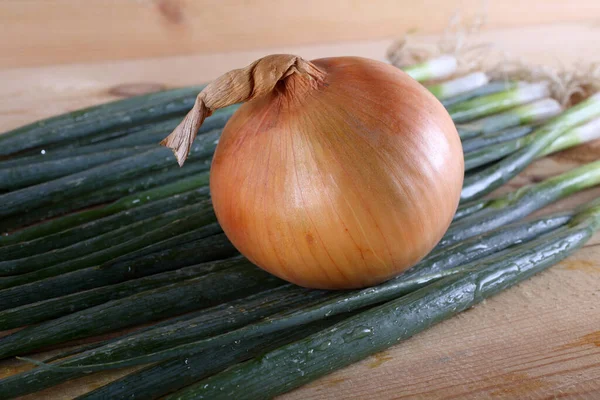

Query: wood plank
left=2, top=23, right=599, bottom=133
left=1, top=23, right=600, bottom=400
left=2, top=0, right=600, bottom=68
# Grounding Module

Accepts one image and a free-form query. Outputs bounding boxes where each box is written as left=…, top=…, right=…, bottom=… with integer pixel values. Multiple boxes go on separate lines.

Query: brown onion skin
left=210, top=56, right=463, bottom=290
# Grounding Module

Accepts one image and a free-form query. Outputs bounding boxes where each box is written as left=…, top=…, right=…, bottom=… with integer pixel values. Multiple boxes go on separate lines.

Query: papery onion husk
left=163, top=54, right=463, bottom=289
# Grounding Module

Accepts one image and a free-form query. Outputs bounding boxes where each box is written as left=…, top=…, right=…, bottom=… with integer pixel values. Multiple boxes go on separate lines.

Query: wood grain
left=2, top=23, right=600, bottom=134
left=2, top=0, right=600, bottom=68
left=1, top=23, right=600, bottom=400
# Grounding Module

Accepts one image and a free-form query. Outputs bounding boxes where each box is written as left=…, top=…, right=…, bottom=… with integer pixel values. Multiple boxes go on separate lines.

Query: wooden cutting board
left=1, top=23, right=599, bottom=399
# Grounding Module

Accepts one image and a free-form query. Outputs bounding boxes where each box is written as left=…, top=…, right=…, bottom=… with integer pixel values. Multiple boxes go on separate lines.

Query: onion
left=163, top=54, right=463, bottom=289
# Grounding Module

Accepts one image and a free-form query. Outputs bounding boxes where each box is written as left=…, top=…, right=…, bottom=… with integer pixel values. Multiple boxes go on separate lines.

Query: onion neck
left=161, top=54, right=326, bottom=166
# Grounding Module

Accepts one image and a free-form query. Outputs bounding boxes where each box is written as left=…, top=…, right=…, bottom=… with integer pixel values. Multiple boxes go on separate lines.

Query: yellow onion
left=163, top=54, right=463, bottom=289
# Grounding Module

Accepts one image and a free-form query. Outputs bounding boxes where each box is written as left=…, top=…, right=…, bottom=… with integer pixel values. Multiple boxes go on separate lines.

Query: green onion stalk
left=1, top=171, right=598, bottom=396
left=0, top=172, right=209, bottom=244
left=1, top=105, right=237, bottom=168
left=5, top=157, right=598, bottom=297
left=426, top=72, right=489, bottom=99
left=0, top=93, right=568, bottom=241
left=4, top=158, right=599, bottom=297
left=0, top=128, right=220, bottom=220
left=457, top=97, right=562, bottom=140
left=461, top=92, right=600, bottom=201
left=401, top=55, right=458, bottom=82
left=4, top=159, right=599, bottom=346
left=0, top=202, right=217, bottom=277
left=0, top=146, right=154, bottom=191
left=0, top=208, right=573, bottom=397
left=0, top=158, right=212, bottom=233
left=10, top=158, right=600, bottom=364
left=0, top=187, right=211, bottom=261
left=75, top=321, right=339, bottom=400
left=0, top=230, right=235, bottom=302
left=1, top=320, right=342, bottom=400
left=0, top=237, right=235, bottom=330
left=0, top=258, right=284, bottom=361
left=464, top=114, right=600, bottom=172
left=1, top=119, right=179, bottom=165
left=441, top=81, right=520, bottom=108
left=453, top=159, right=600, bottom=224
left=161, top=197, right=600, bottom=400
left=541, top=116, right=600, bottom=156
left=69, top=217, right=577, bottom=400
left=0, top=86, right=206, bottom=157
left=448, top=82, right=550, bottom=124
left=10, top=197, right=598, bottom=399
left=461, top=125, right=534, bottom=154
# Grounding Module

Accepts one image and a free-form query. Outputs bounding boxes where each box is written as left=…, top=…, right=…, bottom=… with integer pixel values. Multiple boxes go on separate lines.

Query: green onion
left=462, top=125, right=534, bottom=154
left=1, top=121, right=177, bottom=167
left=457, top=97, right=562, bottom=139
left=6, top=159, right=598, bottom=306
left=28, top=209, right=569, bottom=374
left=76, top=323, right=335, bottom=400
left=0, top=109, right=212, bottom=170
left=56, top=285, right=329, bottom=366
left=441, top=81, right=519, bottom=107
left=0, top=188, right=210, bottom=260
left=0, top=240, right=238, bottom=330
left=464, top=115, right=600, bottom=172
left=0, top=172, right=209, bottom=244
left=426, top=72, right=488, bottom=99
left=0, top=146, right=158, bottom=191
left=75, top=200, right=570, bottom=400
left=0, top=320, right=338, bottom=400
left=0, top=128, right=220, bottom=219
left=0, top=222, right=224, bottom=291
left=0, top=188, right=564, bottom=329
left=464, top=132, right=532, bottom=171
left=0, top=86, right=205, bottom=157
left=0, top=202, right=215, bottom=277
left=0, top=160, right=211, bottom=233
left=5, top=119, right=174, bottom=162
left=402, top=55, right=457, bottom=82
left=541, top=116, right=600, bottom=156
left=40, top=261, right=286, bottom=365
left=0, top=221, right=225, bottom=295
left=0, top=203, right=580, bottom=398
left=0, top=259, right=284, bottom=359
left=0, top=208, right=568, bottom=400
left=0, top=240, right=230, bottom=329
left=461, top=92, right=600, bottom=201
left=162, top=199, right=600, bottom=400
left=448, top=82, right=550, bottom=123
left=0, top=232, right=235, bottom=305
left=449, top=160, right=600, bottom=239
left=4, top=157, right=590, bottom=295
left=0, top=200, right=589, bottom=395
left=0, top=65, right=597, bottom=400
left=43, top=301, right=250, bottom=364
left=2, top=106, right=234, bottom=169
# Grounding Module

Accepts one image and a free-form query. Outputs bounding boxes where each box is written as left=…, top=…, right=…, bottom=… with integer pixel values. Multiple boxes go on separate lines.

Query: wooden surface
left=1, top=23, right=600, bottom=399
left=2, top=0, right=600, bottom=68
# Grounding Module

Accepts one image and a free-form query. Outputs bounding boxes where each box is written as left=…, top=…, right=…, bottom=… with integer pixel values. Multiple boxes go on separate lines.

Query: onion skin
left=209, top=56, right=463, bottom=290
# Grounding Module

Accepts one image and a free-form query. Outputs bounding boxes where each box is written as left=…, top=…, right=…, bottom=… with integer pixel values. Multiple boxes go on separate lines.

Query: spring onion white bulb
left=457, top=98, right=562, bottom=139
left=542, top=116, right=600, bottom=156
left=449, top=82, right=550, bottom=123
left=427, top=72, right=489, bottom=99
left=402, top=55, right=458, bottom=82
